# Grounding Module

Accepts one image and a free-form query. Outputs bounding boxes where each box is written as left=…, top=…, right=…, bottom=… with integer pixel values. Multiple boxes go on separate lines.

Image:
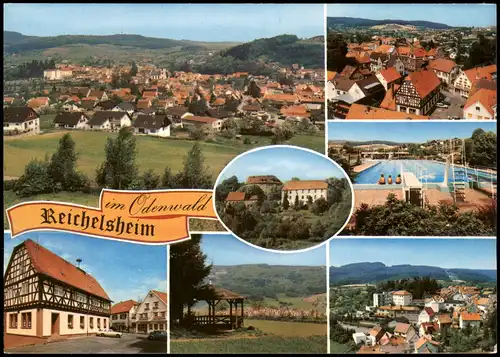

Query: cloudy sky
left=4, top=231, right=167, bottom=304
left=218, top=146, right=346, bottom=183
left=4, top=4, right=324, bottom=42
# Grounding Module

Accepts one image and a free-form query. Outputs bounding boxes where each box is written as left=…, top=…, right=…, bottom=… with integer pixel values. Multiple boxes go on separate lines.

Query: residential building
left=393, top=323, right=417, bottom=341
left=133, top=115, right=172, bottom=137
left=387, top=53, right=405, bottom=74
left=53, top=113, right=90, bottom=130
left=437, top=314, right=453, bottom=330
left=110, top=300, right=138, bottom=332
left=3, top=107, right=40, bottom=135
left=453, top=64, right=497, bottom=98
left=428, top=58, right=459, bottom=86
left=281, top=180, right=328, bottom=205
left=392, top=290, right=413, bottom=306
left=182, top=115, right=223, bottom=132
left=246, top=175, right=283, bottom=195
left=459, top=312, right=481, bottom=329
left=327, top=77, right=355, bottom=100
left=44, top=68, right=73, bottom=80
left=395, top=68, right=441, bottom=116
left=370, top=52, right=389, bottom=73
left=418, top=307, right=435, bottom=324
left=112, top=102, right=135, bottom=117
left=90, top=111, right=132, bottom=130
left=225, top=192, right=259, bottom=207
left=134, top=290, right=168, bottom=333
left=27, top=97, right=50, bottom=112
left=373, top=292, right=392, bottom=307
left=375, top=67, right=403, bottom=91
left=463, top=88, right=496, bottom=120
left=4, top=239, right=111, bottom=348
left=415, top=336, right=440, bottom=353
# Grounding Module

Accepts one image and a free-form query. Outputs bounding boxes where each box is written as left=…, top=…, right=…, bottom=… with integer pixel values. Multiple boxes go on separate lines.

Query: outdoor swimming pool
left=355, top=160, right=497, bottom=185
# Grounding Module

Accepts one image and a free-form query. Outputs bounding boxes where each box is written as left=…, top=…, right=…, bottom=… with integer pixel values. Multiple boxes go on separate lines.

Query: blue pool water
left=355, top=160, right=497, bottom=185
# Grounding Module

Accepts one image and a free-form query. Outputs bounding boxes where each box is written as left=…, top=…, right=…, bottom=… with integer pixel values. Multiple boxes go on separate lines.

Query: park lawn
left=170, top=335, right=327, bottom=354
left=245, top=319, right=327, bottom=337
left=329, top=341, right=356, bottom=354
left=3, top=190, right=225, bottom=231
left=3, top=130, right=325, bottom=179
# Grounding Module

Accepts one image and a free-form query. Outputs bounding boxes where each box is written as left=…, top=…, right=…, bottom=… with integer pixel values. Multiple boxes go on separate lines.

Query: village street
left=5, top=333, right=167, bottom=354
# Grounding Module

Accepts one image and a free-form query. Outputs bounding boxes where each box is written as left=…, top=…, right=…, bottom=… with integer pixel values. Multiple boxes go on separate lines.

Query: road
left=430, top=89, right=466, bottom=119
left=5, top=334, right=167, bottom=354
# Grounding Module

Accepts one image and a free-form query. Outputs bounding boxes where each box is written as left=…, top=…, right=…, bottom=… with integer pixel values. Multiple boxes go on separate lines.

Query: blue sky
left=201, top=234, right=326, bottom=266
left=3, top=232, right=167, bottom=303
left=3, top=4, right=324, bottom=42
left=328, top=122, right=497, bottom=143
left=218, top=147, right=346, bottom=182
left=330, top=239, right=497, bottom=270
left=327, top=4, right=496, bottom=27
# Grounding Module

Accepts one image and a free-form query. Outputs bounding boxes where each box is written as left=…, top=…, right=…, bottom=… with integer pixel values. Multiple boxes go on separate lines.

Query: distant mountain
left=327, top=17, right=452, bottom=29
left=330, top=262, right=496, bottom=285
left=329, top=140, right=409, bottom=146
left=4, top=31, right=40, bottom=46
left=210, top=264, right=326, bottom=300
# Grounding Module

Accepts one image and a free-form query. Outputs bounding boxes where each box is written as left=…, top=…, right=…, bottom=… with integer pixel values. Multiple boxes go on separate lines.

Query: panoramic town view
left=3, top=232, right=168, bottom=353
left=3, top=4, right=325, bottom=233
left=327, top=4, right=497, bottom=119
left=214, top=146, right=353, bottom=250
left=328, top=121, right=497, bottom=236
left=169, top=233, right=327, bottom=353
left=329, top=239, right=497, bottom=354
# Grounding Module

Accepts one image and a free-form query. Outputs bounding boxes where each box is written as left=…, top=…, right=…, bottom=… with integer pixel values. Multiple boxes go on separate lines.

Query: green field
left=245, top=319, right=327, bottom=337
left=171, top=335, right=327, bottom=354
left=2, top=189, right=225, bottom=231
left=261, top=293, right=326, bottom=310
left=3, top=130, right=325, bottom=178
left=329, top=341, right=356, bottom=354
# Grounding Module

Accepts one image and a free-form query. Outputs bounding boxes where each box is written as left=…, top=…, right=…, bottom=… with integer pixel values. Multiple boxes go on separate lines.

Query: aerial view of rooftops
left=326, top=3, right=497, bottom=120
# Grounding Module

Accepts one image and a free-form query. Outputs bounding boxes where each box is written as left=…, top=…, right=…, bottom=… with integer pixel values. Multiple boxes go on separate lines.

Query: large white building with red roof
left=134, top=290, right=168, bottom=333
left=3, top=239, right=111, bottom=347
left=453, top=64, right=497, bottom=98
left=110, top=299, right=139, bottom=332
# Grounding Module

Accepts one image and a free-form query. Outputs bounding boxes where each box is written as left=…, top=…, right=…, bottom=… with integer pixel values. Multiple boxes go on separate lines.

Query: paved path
left=5, top=334, right=167, bottom=354
left=430, top=89, right=466, bottom=119
left=353, top=162, right=379, bottom=173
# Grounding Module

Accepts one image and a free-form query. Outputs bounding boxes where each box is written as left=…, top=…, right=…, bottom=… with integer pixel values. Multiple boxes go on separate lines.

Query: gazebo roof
left=212, top=286, right=246, bottom=300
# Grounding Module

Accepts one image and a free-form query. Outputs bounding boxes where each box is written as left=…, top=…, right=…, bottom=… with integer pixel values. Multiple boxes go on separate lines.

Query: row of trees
left=11, top=128, right=215, bottom=198
left=376, top=277, right=440, bottom=300
left=4, top=59, right=56, bottom=81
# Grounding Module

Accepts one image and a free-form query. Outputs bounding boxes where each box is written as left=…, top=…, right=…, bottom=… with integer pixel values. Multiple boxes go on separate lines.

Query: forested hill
left=327, top=17, right=452, bottom=29
left=209, top=264, right=326, bottom=301
left=330, top=262, right=496, bottom=285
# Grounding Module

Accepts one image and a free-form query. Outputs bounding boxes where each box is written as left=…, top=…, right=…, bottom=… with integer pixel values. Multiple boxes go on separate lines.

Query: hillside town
left=327, top=26, right=497, bottom=119
left=3, top=62, right=325, bottom=140
left=332, top=283, right=496, bottom=353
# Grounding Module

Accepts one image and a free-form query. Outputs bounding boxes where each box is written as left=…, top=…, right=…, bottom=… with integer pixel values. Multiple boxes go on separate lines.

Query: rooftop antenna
left=76, top=258, right=82, bottom=268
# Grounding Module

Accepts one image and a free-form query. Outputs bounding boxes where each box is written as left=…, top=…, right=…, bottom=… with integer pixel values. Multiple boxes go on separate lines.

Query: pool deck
left=354, top=188, right=494, bottom=212
left=353, top=162, right=379, bottom=173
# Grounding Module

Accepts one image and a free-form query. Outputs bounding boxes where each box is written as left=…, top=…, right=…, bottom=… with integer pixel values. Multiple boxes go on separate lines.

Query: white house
left=463, top=88, right=496, bottom=120
left=418, top=307, right=435, bottom=325
left=44, top=68, right=73, bottom=80
left=459, top=312, right=481, bottom=329
left=281, top=180, right=328, bottom=205
left=3, top=107, right=40, bottom=135
left=133, top=114, right=172, bottom=137
left=134, top=290, right=168, bottom=334
left=428, top=59, right=459, bottom=86
left=113, top=102, right=136, bottom=117
left=53, top=112, right=89, bottom=130
left=110, top=300, right=139, bottom=332
left=182, top=115, right=223, bottom=132
left=453, top=64, right=497, bottom=98
left=90, top=111, right=131, bottom=130
left=425, top=297, right=443, bottom=313
left=327, top=77, right=355, bottom=100
left=375, top=67, right=402, bottom=91
left=88, top=116, right=111, bottom=130
left=392, top=291, right=413, bottom=306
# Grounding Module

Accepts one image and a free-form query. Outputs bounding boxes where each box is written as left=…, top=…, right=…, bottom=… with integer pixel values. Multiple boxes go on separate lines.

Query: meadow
left=3, top=129, right=325, bottom=178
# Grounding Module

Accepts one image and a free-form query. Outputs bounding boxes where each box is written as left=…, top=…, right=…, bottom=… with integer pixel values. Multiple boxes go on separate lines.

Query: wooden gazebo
left=192, top=286, right=246, bottom=330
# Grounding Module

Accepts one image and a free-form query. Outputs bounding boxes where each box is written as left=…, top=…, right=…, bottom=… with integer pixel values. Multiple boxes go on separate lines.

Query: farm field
left=330, top=341, right=356, bottom=354
left=3, top=130, right=325, bottom=178
left=2, top=190, right=225, bottom=231
left=171, top=335, right=327, bottom=354
left=245, top=319, right=327, bottom=337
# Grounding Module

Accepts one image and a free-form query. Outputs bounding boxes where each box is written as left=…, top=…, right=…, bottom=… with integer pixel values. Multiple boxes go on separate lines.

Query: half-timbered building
left=4, top=239, right=111, bottom=347
left=395, top=69, right=441, bottom=116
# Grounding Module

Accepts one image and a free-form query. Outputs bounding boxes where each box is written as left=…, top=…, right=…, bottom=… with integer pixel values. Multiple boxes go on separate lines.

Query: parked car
left=98, top=329, right=122, bottom=338
left=436, top=102, right=449, bottom=108
left=148, top=330, right=168, bottom=340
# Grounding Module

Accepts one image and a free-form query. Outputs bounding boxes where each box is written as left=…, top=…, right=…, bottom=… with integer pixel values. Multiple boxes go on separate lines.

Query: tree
left=311, top=197, right=329, bottom=214
left=215, top=175, right=242, bottom=202
left=247, top=80, right=262, bottom=98
left=327, top=31, right=357, bottom=72
left=169, top=234, right=214, bottom=325
left=176, top=142, right=213, bottom=189
left=15, top=157, right=54, bottom=197
left=294, top=195, right=300, bottom=210
left=140, top=169, right=160, bottom=190
left=283, top=192, right=290, bottom=210
left=130, top=61, right=138, bottom=77
left=161, top=167, right=176, bottom=188
left=209, top=92, right=217, bottom=104
left=96, top=127, right=138, bottom=189
left=48, top=133, right=87, bottom=192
